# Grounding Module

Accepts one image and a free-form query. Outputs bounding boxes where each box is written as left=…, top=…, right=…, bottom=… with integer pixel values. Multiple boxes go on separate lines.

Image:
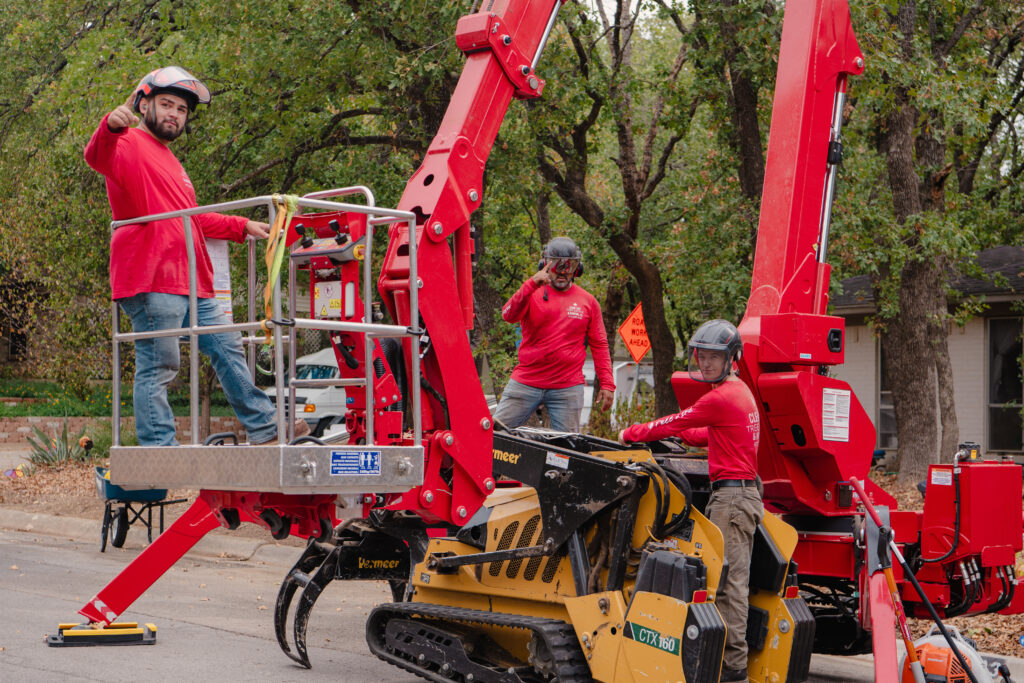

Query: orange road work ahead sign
left=618, top=302, right=650, bottom=363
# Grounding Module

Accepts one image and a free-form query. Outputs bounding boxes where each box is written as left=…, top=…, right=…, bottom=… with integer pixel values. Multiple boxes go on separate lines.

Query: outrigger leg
left=49, top=497, right=221, bottom=646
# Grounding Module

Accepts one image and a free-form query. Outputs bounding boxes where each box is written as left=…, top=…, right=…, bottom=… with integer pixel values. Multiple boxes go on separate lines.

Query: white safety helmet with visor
left=687, top=319, right=743, bottom=384
left=132, top=66, right=211, bottom=113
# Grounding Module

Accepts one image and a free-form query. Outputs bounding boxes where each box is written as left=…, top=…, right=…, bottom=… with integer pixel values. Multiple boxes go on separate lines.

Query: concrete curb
left=0, top=506, right=303, bottom=566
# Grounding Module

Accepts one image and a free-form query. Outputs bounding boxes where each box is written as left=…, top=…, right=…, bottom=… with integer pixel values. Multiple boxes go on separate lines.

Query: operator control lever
left=294, top=223, right=314, bottom=249
left=328, top=219, right=348, bottom=245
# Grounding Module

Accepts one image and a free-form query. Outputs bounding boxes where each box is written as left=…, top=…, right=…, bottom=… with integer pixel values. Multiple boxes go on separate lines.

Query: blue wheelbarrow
left=94, top=467, right=187, bottom=552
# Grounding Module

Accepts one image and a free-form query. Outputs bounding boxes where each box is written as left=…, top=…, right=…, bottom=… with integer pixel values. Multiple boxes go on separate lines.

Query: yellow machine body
left=396, top=447, right=814, bottom=682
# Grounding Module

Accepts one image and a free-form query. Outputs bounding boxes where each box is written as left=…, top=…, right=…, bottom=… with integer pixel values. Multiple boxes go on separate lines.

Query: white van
left=266, top=351, right=647, bottom=436
left=264, top=348, right=348, bottom=436
left=581, top=360, right=654, bottom=427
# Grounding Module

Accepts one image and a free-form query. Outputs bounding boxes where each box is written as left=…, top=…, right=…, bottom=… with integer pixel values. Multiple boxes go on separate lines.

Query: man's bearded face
left=143, top=93, right=188, bottom=142
left=546, top=257, right=578, bottom=291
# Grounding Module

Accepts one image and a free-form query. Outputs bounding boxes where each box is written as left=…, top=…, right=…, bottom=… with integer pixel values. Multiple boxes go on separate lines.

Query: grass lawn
left=0, top=378, right=234, bottom=417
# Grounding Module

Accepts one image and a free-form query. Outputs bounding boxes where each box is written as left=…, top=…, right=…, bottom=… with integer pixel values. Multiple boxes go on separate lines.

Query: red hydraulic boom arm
left=671, top=0, right=885, bottom=518
left=671, top=0, right=1024, bottom=649
left=73, top=0, right=567, bottom=629
left=739, top=0, right=888, bottom=518
left=376, top=0, right=565, bottom=525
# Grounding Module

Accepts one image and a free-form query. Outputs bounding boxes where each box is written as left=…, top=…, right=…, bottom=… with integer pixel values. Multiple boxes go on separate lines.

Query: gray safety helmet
left=687, top=319, right=743, bottom=383
left=540, top=237, right=583, bottom=277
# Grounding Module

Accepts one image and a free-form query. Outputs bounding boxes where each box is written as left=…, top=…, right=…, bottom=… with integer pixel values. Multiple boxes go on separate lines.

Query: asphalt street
left=0, top=524, right=412, bottom=682
left=0, top=508, right=1018, bottom=683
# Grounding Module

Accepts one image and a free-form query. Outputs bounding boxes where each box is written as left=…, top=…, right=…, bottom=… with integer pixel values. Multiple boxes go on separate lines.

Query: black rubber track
left=366, top=601, right=593, bottom=682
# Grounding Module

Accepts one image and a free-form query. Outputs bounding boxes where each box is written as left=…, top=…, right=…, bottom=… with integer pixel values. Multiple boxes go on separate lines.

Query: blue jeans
left=118, top=293, right=277, bottom=446
left=493, top=379, right=585, bottom=432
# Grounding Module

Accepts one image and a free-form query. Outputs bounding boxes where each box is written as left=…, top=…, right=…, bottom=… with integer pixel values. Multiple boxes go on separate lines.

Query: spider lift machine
left=52, top=0, right=1024, bottom=681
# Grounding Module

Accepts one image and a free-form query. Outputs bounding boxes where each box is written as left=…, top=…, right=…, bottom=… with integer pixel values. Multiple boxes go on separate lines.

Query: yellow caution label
left=63, top=628, right=145, bottom=637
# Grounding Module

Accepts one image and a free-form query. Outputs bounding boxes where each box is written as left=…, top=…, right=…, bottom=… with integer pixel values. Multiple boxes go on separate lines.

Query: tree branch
left=932, top=0, right=984, bottom=63
left=638, top=42, right=688, bottom=195
left=220, top=132, right=420, bottom=194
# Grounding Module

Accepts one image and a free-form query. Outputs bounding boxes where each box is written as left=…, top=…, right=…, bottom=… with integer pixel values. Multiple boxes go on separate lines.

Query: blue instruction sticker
left=331, top=450, right=381, bottom=476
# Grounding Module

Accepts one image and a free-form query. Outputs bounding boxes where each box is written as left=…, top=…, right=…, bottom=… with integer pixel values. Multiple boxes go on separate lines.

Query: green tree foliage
left=0, top=0, right=465, bottom=392
left=520, top=0, right=725, bottom=416
left=1, top=0, right=1021, bottom=481
left=831, top=1, right=1024, bottom=478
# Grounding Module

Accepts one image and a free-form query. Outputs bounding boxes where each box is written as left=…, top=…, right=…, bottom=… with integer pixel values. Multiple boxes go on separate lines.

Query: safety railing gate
left=107, top=187, right=424, bottom=497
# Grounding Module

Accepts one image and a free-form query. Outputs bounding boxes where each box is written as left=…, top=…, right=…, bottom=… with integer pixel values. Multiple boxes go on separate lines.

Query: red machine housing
left=919, top=462, right=1021, bottom=565
left=908, top=461, right=1023, bottom=615
left=670, top=0, right=1024, bottom=651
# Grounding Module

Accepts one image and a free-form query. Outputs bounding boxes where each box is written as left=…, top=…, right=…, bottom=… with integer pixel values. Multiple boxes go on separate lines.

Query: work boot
left=720, top=668, right=748, bottom=682
left=254, top=419, right=311, bottom=445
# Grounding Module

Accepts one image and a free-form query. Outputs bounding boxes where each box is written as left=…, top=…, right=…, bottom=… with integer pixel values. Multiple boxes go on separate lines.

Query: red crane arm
left=378, top=0, right=564, bottom=525
left=747, top=0, right=863, bottom=318
left=672, top=0, right=888, bottom=517
left=739, top=0, right=879, bottom=517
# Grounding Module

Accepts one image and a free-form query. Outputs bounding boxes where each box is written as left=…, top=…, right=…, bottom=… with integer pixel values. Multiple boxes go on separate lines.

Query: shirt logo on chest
left=566, top=302, right=584, bottom=320
left=182, top=169, right=194, bottom=189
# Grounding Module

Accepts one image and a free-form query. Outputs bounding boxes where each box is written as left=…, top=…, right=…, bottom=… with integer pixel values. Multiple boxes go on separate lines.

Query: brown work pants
left=706, top=485, right=764, bottom=672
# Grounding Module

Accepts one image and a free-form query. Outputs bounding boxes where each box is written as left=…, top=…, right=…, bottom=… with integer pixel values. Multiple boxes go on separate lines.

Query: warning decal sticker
left=822, top=388, right=851, bottom=442
left=545, top=451, right=569, bottom=470
left=331, top=450, right=381, bottom=475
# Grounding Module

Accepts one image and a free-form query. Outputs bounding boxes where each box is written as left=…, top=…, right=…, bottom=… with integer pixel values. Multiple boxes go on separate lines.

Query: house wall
left=832, top=317, right=990, bottom=453
left=832, top=323, right=877, bottom=434
left=948, top=318, right=985, bottom=447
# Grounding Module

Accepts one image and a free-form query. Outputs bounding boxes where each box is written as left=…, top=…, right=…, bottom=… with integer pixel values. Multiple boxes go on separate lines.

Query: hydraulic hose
left=637, top=461, right=669, bottom=538
left=637, top=459, right=694, bottom=541
left=662, top=467, right=694, bottom=538
left=261, top=194, right=299, bottom=343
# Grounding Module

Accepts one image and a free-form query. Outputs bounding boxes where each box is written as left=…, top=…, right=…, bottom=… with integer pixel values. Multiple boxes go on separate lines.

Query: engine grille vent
left=541, top=546, right=566, bottom=583
left=505, top=515, right=541, bottom=579
left=488, top=521, right=520, bottom=577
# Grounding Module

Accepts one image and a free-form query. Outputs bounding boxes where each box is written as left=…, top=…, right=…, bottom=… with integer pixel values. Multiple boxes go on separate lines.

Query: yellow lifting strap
left=261, top=194, right=299, bottom=344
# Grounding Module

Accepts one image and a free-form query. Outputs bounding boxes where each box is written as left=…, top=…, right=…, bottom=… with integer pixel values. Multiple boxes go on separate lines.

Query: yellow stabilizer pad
left=47, top=621, right=157, bottom=647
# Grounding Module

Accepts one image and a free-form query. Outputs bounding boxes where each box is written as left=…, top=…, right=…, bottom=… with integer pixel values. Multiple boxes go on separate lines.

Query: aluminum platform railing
left=108, top=187, right=424, bottom=495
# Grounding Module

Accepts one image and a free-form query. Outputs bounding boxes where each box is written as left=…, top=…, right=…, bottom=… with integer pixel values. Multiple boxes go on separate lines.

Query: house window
left=878, top=345, right=897, bottom=449
left=988, top=317, right=1023, bottom=452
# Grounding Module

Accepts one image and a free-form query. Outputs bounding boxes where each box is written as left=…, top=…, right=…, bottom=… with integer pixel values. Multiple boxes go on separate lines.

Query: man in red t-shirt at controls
left=618, top=319, right=763, bottom=682
left=493, top=237, right=615, bottom=432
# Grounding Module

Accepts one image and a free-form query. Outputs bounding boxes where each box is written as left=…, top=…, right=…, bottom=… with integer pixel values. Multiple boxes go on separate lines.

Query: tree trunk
left=535, top=191, right=551, bottom=247
left=880, top=260, right=939, bottom=481
left=933, top=325, right=959, bottom=463
left=605, top=232, right=677, bottom=416
left=877, top=10, right=951, bottom=479
left=929, top=263, right=959, bottom=462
